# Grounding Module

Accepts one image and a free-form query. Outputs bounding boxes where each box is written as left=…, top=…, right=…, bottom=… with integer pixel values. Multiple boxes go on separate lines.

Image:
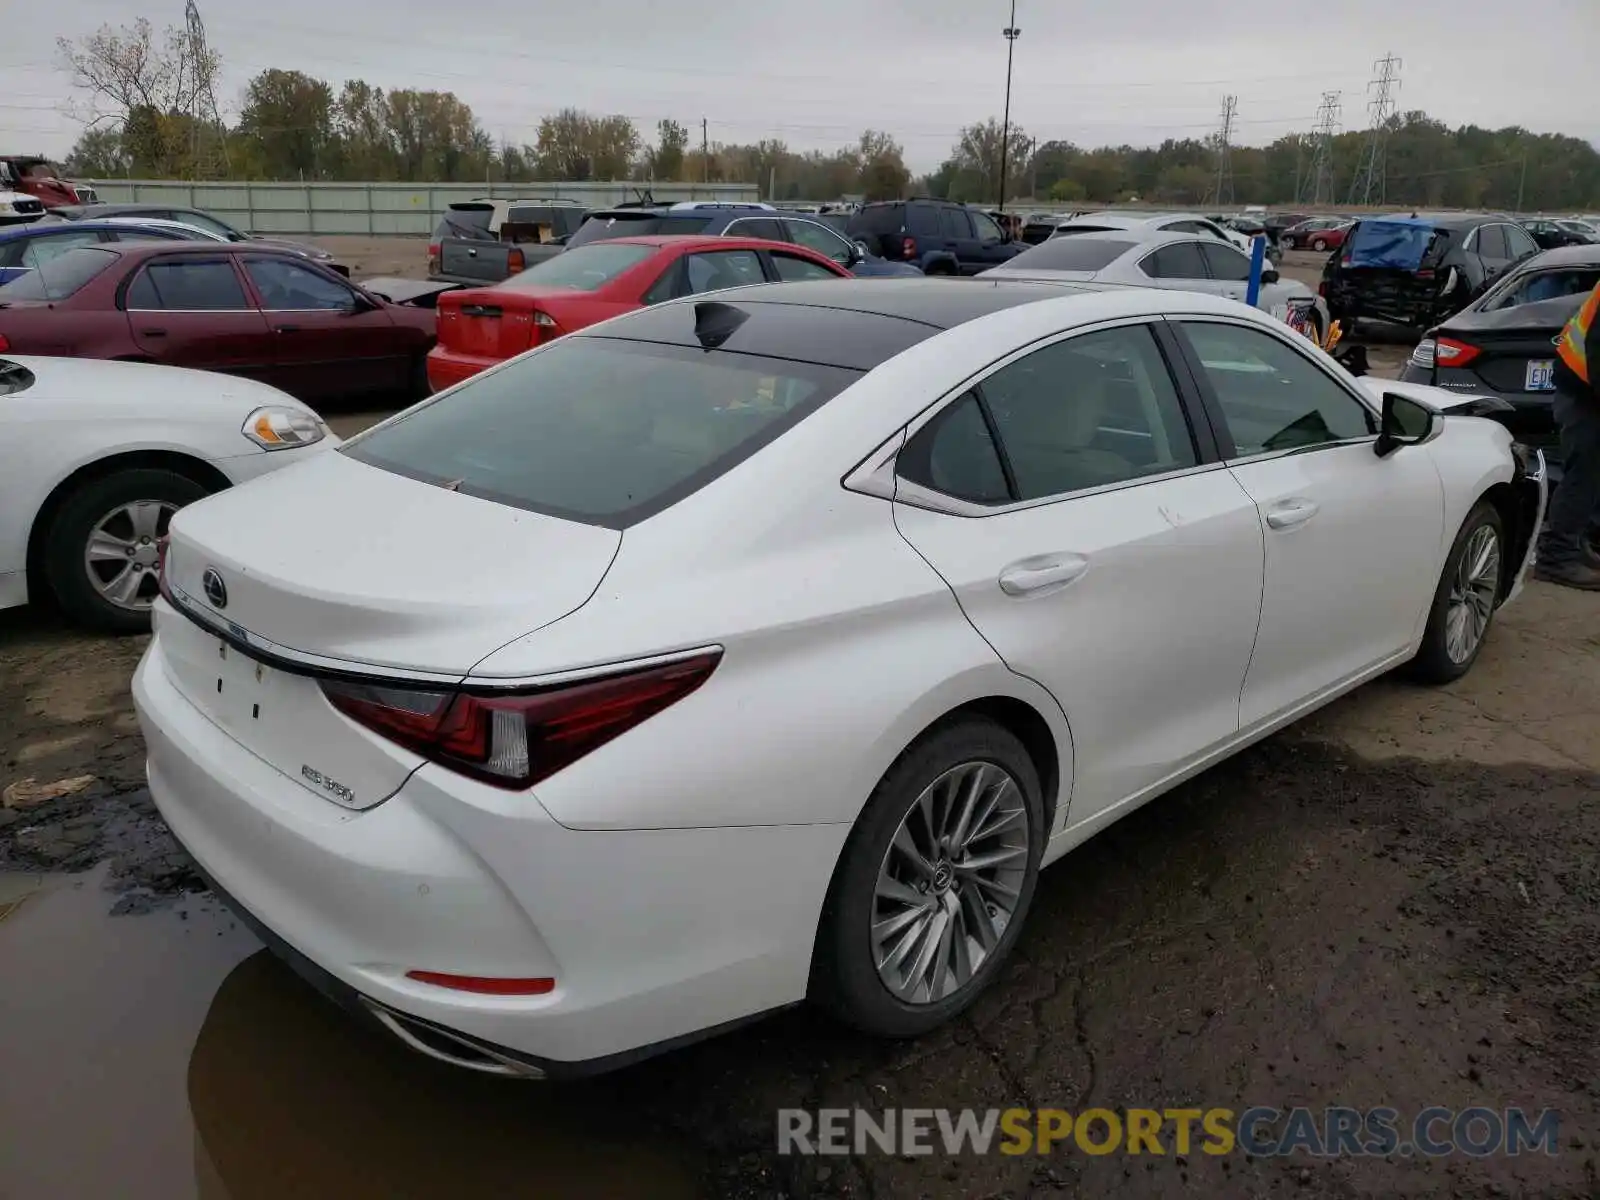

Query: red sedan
left=427, top=235, right=852, bottom=390
left=1281, top=217, right=1354, bottom=253
left=0, top=242, right=436, bottom=403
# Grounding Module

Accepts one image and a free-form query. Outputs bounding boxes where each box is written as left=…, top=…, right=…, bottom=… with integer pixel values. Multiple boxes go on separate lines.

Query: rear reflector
left=406, top=970, right=555, bottom=996
left=320, top=651, right=722, bottom=789
left=426, top=243, right=440, bottom=275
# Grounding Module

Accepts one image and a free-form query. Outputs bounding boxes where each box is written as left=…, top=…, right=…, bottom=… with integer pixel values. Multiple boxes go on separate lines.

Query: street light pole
left=999, top=0, right=1020, bottom=212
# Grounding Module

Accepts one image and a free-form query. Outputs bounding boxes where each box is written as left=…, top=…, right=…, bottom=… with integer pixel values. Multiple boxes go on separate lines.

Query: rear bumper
left=425, top=347, right=496, bottom=392
left=1397, top=363, right=1562, bottom=482
left=132, top=634, right=845, bottom=1075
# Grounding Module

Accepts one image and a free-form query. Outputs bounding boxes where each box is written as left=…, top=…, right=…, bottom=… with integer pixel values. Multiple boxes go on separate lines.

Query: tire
left=1409, top=500, right=1505, bottom=684
left=812, top=718, right=1045, bottom=1037
left=1311, top=237, right=1328, bottom=252
left=44, top=468, right=210, bottom=634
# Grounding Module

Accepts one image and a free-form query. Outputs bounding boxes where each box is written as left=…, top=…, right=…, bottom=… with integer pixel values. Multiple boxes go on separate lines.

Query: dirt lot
left=1, top=251, right=1594, bottom=1199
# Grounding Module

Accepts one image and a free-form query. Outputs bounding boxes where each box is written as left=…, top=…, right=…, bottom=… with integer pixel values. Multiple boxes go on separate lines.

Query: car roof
left=0, top=219, right=181, bottom=240
left=46, top=240, right=293, bottom=263
left=564, top=234, right=823, bottom=252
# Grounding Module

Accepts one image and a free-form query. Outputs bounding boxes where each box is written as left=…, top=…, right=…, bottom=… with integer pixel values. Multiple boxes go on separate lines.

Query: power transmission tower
left=1347, top=54, right=1401, bottom=207
left=1211, top=95, right=1237, bottom=208
left=1300, top=90, right=1341, bottom=206
left=184, top=0, right=230, bottom=179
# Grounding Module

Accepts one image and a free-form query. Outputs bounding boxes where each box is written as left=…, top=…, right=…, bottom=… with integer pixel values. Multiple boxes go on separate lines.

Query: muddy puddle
left=0, top=869, right=701, bottom=1200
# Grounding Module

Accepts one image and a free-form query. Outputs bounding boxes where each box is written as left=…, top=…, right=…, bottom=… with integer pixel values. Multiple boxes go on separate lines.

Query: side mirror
left=846, top=242, right=865, bottom=266
left=1261, top=268, right=1280, bottom=285
left=852, top=239, right=872, bottom=260
left=1375, top=392, right=1434, bottom=457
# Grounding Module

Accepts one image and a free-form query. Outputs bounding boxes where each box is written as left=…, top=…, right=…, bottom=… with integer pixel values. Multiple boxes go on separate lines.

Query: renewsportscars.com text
left=777, top=1106, right=1561, bottom=1158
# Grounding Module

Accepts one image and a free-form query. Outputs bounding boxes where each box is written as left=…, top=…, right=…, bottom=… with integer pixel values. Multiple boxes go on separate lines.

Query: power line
left=1211, top=94, right=1237, bottom=207
left=1301, top=90, right=1341, bottom=206
left=1348, top=53, right=1401, bottom=207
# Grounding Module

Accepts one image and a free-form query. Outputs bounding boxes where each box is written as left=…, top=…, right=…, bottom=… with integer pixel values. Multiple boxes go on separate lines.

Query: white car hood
left=5, top=355, right=317, bottom=422
left=0, top=190, right=35, bottom=206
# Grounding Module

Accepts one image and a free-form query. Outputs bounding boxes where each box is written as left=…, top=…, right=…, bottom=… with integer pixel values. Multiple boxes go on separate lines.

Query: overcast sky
left=3, top=0, right=1596, bottom=173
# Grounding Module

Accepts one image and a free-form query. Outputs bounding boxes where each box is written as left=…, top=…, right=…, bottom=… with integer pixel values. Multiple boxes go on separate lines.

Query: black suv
left=846, top=199, right=1026, bottom=275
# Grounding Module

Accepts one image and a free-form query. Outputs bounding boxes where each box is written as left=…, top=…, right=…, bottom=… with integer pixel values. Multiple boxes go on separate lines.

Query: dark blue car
left=0, top=219, right=214, bottom=284
left=563, top=202, right=922, bottom=278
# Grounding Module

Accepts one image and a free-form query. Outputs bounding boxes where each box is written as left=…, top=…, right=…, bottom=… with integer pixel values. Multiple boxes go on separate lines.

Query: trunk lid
left=157, top=450, right=620, bottom=811
left=162, top=449, right=620, bottom=674
left=438, top=289, right=541, bottom=358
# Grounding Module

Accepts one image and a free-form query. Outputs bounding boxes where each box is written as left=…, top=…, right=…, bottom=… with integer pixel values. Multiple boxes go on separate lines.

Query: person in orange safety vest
left=1534, top=280, right=1600, bottom=590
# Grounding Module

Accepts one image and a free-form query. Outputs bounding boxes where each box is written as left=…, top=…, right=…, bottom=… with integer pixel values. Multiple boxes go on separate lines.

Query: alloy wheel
left=83, top=500, right=176, bottom=612
left=871, top=760, right=1031, bottom=1005
left=1444, top=524, right=1500, bottom=664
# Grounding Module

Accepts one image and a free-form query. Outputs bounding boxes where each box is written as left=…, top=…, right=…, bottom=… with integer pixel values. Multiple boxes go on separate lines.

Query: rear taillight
left=1434, top=336, right=1481, bottom=367
left=426, top=243, right=441, bottom=275
left=507, top=248, right=526, bottom=275
left=1317, top=281, right=1327, bottom=297
left=1410, top=338, right=1438, bottom=370
left=0, top=334, right=9, bottom=352
left=531, top=310, right=558, bottom=341
left=901, top=235, right=917, bottom=260
left=320, top=651, right=721, bottom=789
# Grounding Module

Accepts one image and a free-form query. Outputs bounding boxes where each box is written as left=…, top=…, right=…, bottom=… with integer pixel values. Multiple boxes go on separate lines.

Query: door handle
left=139, top=328, right=167, bottom=337
left=274, top=324, right=301, bottom=333
left=998, top=553, right=1089, bottom=596
left=1265, top=498, right=1320, bottom=529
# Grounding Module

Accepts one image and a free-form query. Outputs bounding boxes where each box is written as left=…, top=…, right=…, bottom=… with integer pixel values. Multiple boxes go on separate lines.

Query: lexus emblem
left=201, top=567, right=228, bottom=610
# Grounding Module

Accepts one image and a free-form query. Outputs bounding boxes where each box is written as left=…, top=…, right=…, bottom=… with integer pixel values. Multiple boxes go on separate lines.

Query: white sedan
left=0, top=355, right=336, bottom=632
left=133, top=279, right=1544, bottom=1078
left=982, top=230, right=1329, bottom=337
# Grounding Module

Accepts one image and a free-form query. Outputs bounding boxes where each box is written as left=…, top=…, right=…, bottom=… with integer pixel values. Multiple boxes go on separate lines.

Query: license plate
left=1526, top=360, right=1555, bottom=392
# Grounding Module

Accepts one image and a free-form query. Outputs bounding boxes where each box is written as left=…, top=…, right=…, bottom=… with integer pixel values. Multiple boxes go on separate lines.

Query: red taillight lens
left=405, top=970, right=555, bottom=995
left=0, top=333, right=9, bottom=352
left=1434, top=336, right=1481, bottom=367
left=507, top=248, right=526, bottom=275
left=426, top=243, right=441, bottom=275
left=320, top=651, right=721, bottom=789
left=901, top=235, right=917, bottom=260
left=1317, top=280, right=1327, bottom=297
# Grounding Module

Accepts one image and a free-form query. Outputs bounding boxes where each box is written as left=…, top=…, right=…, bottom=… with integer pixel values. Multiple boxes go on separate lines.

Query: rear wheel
left=812, top=719, right=1045, bottom=1037
left=1410, top=501, right=1504, bottom=683
left=43, top=468, right=210, bottom=634
left=1311, top=237, right=1328, bottom=252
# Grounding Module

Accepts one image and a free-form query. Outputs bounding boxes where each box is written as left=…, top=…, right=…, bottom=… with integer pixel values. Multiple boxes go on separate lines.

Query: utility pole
left=1301, top=90, right=1341, bottom=207
left=1517, top=149, right=1528, bottom=212
left=702, top=118, right=709, bottom=184
left=1212, top=94, right=1237, bottom=209
left=1347, top=53, right=1401, bottom=208
left=998, top=0, right=1020, bottom=212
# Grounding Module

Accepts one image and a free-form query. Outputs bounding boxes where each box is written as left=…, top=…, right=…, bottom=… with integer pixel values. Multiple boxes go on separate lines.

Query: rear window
left=566, top=213, right=712, bottom=248
left=0, top=246, right=118, bottom=301
left=433, top=205, right=495, bottom=241
left=1051, top=224, right=1121, bottom=236
left=496, top=243, right=658, bottom=292
left=1004, top=238, right=1134, bottom=271
left=506, top=206, right=586, bottom=235
left=343, top=337, right=859, bottom=527
left=846, top=205, right=903, bottom=235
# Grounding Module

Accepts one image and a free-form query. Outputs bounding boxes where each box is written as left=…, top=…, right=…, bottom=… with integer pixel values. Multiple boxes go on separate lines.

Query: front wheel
left=1311, top=237, right=1328, bottom=252
left=1410, top=501, right=1504, bottom=684
left=812, top=719, right=1045, bottom=1037
left=43, top=468, right=211, bottom=634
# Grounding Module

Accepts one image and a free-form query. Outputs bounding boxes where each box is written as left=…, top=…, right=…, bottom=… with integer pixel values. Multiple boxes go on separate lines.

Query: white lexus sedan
left=133, top=279, right=1544, bottom=1078
left=0, top=355, right=335, bottom=632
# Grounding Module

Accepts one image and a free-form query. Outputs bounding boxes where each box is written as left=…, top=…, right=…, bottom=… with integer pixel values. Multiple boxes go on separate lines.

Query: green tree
left=650, top=119, right=689, bottom=180
left=856, top=129, right=910, bottom=200
left=237, top=69, right=334, bottom=179
left=63, top=125, right=130, bottom=177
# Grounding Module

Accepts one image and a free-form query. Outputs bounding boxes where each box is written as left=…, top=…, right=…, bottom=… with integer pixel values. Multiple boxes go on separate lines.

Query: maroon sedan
left=0, top=242, right=436, bottom=402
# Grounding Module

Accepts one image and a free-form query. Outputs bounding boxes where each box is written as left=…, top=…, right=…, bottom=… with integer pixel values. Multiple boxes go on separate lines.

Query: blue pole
left=1244, top=234, right=1266, bottom=308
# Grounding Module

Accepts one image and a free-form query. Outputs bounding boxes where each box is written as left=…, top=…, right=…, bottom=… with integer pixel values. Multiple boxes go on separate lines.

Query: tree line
left=58, top=17, right=1600, bottom=212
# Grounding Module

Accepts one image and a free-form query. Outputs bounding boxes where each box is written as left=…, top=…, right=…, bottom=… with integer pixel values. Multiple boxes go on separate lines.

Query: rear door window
left=1473, top=225, right=1508, bottom=260
left=1141, top=242, right=1208, bottom=280
left=769, top=252, right=841, bottom=282
left=906, top=206, right=941, bottom=237
left=723, top=217, right=785, bottom=241
left=938, top=208, right=973, bottom=239
left=126, top=259, right=251, bottom=310
left=342, top=337, right=860, bottom=527
left=1198, top=242, right=1252, bottom=281
left=683, top=249, right=764, bottom=294
left=849, top=205, right=904, bottom=235
left=898, top=392, right=1011, bottom=504
left=1503, top=224, right=1539, bottom=260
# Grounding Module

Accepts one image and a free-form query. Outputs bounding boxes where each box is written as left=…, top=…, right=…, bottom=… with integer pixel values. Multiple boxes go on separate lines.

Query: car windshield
left=496, top=243, right=658, bottom=292
left=0, top=358, right=36, bottom=396
left=565, top=213, right=712, bottom=248
left=0, top=246, right=118, bottom=302
left=1002, top=238, right=1134, bottom=271
left=342, top=336, right=859, bottom=528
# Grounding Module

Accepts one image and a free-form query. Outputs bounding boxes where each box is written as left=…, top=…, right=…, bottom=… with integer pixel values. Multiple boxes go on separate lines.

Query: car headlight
left=243, top=405, right=326, bottom=450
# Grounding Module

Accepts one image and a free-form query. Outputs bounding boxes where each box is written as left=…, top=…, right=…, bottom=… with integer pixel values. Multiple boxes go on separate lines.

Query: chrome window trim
left=842, top=314, right=1213, bottom=518
left=126, top=307, right=259, bottom=314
